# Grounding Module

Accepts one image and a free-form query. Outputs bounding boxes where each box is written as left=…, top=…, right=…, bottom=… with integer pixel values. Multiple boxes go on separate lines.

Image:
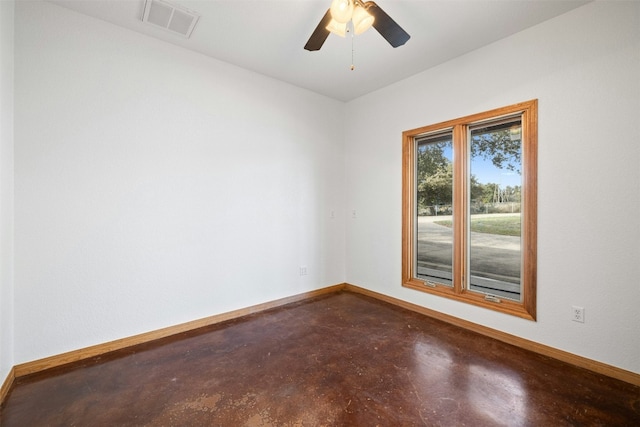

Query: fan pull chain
left=350, top=23, right=355, bottom=71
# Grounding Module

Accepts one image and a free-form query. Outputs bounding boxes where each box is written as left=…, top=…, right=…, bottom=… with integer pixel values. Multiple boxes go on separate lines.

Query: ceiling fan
left=304, top=0, right=410, bottom=51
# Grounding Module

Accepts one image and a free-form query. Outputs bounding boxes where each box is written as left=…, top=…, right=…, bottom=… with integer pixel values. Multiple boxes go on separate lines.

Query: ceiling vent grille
left=142, top=0, right=200, bottom=38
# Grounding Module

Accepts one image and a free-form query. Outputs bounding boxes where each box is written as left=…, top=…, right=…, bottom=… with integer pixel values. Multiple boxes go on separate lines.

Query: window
left=402, top=100, right=537, bottom=320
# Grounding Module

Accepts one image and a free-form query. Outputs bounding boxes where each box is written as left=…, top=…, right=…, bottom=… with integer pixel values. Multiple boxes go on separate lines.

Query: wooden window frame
left=402, top=100, right=537, bottom=320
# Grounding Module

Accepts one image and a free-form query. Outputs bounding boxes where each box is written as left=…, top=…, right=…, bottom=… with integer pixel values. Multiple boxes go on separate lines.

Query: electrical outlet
left=572, top=306, right=585, bottom=323
left=299, top=266, right=308, bottom=276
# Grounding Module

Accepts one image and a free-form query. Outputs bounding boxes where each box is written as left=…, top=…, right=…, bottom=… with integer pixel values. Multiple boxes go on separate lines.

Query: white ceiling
left=48, top=0, right=590, bottom=102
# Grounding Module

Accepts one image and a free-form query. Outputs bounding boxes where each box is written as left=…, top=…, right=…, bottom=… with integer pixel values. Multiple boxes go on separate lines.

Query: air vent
left=142, top=0, right=200, bottom=38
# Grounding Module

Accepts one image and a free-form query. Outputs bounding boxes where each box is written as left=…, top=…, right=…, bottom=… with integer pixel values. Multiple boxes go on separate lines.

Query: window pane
left=415, top=132, right=454, bottom=286
left=469, top=119, right=522, bottom=300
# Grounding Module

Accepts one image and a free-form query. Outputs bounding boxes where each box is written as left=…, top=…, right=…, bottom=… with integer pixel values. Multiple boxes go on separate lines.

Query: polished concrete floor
left=1, top=291, right=639, bottom=426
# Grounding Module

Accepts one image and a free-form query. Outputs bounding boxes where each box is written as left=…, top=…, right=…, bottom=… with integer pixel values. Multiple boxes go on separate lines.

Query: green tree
left=416, top=142, right=451, bottom=214
left=504, top=185, right=522, bottom=203
left=417, top=125, right=522, bottom=215
left=482, top=182, right=499, bottom=204
left=470, top=175, right=484, bottom=203
left=471, top=128, right=521, bottom=173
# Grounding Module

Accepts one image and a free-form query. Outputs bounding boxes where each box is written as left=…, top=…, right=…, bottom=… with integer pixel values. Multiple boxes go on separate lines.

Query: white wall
left=345, top=1, right=640, bottom=374
left=0, top=0, right=15, bottom=384
left=13, top=1, right=345, bottom=364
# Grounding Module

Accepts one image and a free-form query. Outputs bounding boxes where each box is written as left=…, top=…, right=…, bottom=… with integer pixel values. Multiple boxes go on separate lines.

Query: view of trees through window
left=416, top=133, right=454, bottom=285
left=416, top=118, right=523, bottom=300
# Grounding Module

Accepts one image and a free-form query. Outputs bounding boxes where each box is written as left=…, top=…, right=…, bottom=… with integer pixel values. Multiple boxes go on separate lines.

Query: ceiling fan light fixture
left=304, top=0, right=410, bottom=51
left=352, top=4, right=374, bottom=35
left=329, top=0, right=354, bottom=24
left=326, top=19, right=347, bottom=37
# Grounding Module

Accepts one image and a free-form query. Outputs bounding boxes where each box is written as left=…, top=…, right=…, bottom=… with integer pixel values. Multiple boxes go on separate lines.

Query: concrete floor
left=1, top=291, right=639, bottom=426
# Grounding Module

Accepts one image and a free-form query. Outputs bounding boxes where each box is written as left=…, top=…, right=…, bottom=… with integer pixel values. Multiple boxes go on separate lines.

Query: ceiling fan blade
left=304, top=9, right=332, bottom=51
left=366, top=1, right=410, bottom=48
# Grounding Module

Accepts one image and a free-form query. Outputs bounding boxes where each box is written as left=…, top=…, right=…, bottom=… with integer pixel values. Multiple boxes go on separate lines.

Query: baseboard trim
left=2, top=281, right=637, bottom=409
left=13, top=284, right=346, bottom=380
left=344, top=283, right=640, bottom=387
left=0, top=366, right=15, bottom=408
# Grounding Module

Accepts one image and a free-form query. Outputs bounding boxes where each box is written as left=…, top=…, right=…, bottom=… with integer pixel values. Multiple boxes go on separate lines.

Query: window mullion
left=452, top=124, right=467, bottom=294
